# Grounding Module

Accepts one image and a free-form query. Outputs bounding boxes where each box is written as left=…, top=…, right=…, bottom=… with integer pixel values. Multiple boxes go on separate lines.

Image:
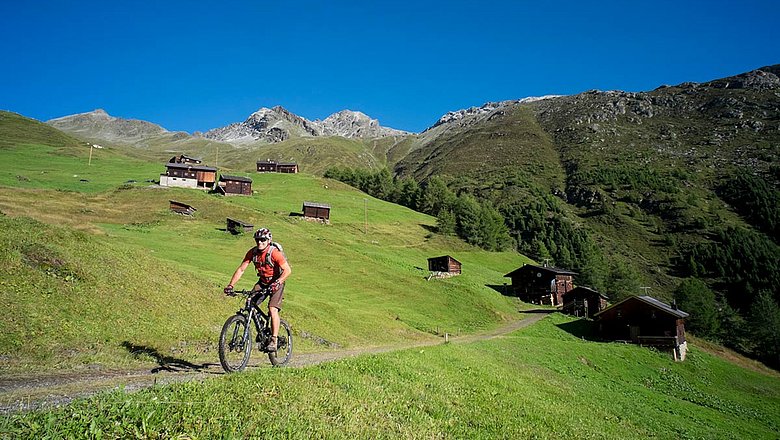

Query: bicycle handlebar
left=225, top=287, right=273, bottom=297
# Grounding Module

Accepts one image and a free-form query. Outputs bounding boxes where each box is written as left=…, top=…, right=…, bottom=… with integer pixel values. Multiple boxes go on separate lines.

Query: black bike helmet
left=253, top=227, right=272, bottom=242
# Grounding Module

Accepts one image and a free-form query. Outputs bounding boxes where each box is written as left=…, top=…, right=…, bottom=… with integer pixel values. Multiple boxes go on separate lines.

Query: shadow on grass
left=485, top=284, right=514, bottom=297
left=121, top=341, right=219, bottom=374
left=555, top=319, right=601, bottom=341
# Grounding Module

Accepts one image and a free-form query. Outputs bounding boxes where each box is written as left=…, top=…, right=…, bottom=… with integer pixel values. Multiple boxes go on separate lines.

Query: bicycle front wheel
left=268, top=319, right=293, bottom=366
left=219, top=314, right=252, bottom=372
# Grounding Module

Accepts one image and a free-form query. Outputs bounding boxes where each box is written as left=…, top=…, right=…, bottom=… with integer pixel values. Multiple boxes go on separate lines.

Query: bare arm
left=227, top=259, right=252, bottom=288
left=276, top=261, right=292, bottom=284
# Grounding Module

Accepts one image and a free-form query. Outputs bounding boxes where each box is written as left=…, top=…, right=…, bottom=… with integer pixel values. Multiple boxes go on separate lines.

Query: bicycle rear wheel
left=268, top=319, right=293, bottom=366
left=219, top=314, right=252, bottom=372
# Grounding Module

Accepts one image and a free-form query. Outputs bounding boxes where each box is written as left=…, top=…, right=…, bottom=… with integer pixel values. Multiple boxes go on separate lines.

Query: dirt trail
left=0, top=311, right=551, bottom=414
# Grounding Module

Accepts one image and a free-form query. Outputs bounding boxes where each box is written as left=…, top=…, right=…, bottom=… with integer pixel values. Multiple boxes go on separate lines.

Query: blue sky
left=2, top=1, right=778, bottom=134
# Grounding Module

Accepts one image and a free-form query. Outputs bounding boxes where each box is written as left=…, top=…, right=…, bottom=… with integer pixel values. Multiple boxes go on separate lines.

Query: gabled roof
left=303, top=201, right=331, bottom=209
left=257, top=159, right=278, bottom=164
left=427, top=255, right=461, bottom=264
left=504, top=264, right=578, bottom=278
left=277, top=162, right=298, bottom=167
left=165, top=163, right=217, bottom=172
left=169, top=200, right=196, bottom=210
left=220, top=174, right=253, bottom=183
left=593, top=295, right=689, bottom=319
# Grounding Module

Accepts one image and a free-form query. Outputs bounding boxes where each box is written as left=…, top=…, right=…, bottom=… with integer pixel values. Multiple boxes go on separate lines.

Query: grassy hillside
left=0, top=135, right=530, bottom=373
left=3, top=314, right=778, bottom=438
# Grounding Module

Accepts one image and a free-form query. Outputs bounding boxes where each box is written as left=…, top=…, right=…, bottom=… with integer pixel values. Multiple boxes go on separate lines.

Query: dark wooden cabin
left=562, top=286, right=609, bottom=318
left=160, top=163, right=217, bottom=189
left=302, top=201, right=331, bottom=222
left=594, top=295, right=689, bottom=361
left=257, top=160, right=278, bottom=172
left=256, top=159, right=299, bottom=173
left=226, top=218, right=254, bottom=235
left=503, top=264, right=577, bottom=306
left=169, top=154, right=202, bottom=165
left=427, top=255, right=462, bottom=275
left=277, top=162, right=299, bottom=173
left=218, top=175, right=252, bottom=196
left=169, top=200, right=196, bottom=216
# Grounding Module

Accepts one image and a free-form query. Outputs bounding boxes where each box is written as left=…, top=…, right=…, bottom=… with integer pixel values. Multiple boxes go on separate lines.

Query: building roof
left=226, top=217, right=253, bottom=226
left=220, top=174, right=253, bottom=183
left=165, top=163, right=217, bottom=172
left=504, top=263, right=578, bottom=278
left=593, top=295, right=689, bottom=319
left=303, top=201, right=331, bottom=209
left=169, top=200, right=196, bottom=209
left=257, top=159, right=278, bottom=164
left=277, top=162, right=298, bottom=167
left=428, top=255, right=461, bottom=264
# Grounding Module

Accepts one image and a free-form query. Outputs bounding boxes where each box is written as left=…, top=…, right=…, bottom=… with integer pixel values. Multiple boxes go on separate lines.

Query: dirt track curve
left=0, top=310, right=552, bottom=414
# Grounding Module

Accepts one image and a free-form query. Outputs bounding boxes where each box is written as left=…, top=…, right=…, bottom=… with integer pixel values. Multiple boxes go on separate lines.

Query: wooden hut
left=256, top=160, right=278, bottom=173
left=503, top=264, right=577, bottom=306
left=302, top=201, right=331, bottom=222
left=218, top=175, right=252, bottom=196
left=168, top=154, right=202, bottom=165
left=160, top=163, right=217, bottom=190
left=277, top=162, right=299, bottom=173
left=427, top=255, right=462, bottom=275
left=594, top=295, right=689, bottom=361
left=256, top=159, right=298, bottom=173
left=169, top=200, right=196, bottom=216
left=562, top=286, right=609, bottom=318
left=226, top=218, right=254, bottom=235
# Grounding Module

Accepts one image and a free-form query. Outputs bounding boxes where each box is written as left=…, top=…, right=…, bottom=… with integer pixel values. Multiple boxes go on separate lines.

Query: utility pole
left=542, top=258, right=552, bottom=267
left=88, top=144, right=93, bottom=166
left=639, top=286, right=651, bottom=295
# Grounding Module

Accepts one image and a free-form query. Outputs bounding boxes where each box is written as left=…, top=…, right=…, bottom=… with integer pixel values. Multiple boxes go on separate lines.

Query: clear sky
left=2, top=1, right=778, bottom=134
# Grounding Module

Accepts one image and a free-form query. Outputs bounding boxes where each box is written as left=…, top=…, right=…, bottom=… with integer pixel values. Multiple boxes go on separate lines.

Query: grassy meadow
left=2, top=314, right=778, bottom=439
left=0, top=136, right=530, bottom=373
left=1, top=115, right=779, bottom=439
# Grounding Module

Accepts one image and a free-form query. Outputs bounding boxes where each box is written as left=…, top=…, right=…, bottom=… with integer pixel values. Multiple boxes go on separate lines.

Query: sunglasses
left=256, top=237, right=270, bottom=243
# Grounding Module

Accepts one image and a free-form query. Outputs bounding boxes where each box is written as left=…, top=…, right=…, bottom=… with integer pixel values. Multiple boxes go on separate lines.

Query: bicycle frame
left=236, top=290, right=272, bottom=349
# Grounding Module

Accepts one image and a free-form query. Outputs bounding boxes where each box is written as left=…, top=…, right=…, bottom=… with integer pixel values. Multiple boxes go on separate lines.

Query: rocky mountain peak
left=204, top=107, right=409, bottom=144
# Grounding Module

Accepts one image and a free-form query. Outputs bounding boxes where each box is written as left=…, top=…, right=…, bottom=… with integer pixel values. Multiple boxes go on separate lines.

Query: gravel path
left=0, top=311, right=551, bottom=414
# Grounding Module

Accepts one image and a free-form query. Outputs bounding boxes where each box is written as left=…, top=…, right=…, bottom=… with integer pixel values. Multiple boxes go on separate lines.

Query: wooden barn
left=427, top=255, right=462, bottom=275
left=257, top=160, right=278, bottom=172
left=562, top=286, right=609, bottom=318
left=160, top=163, right=217, bottom=190
left=256, top=160, right=299, bottom=173
left=226, top=218, right=254, bottom=235
left=169, top=200, right=196, bottom=216
left=277, top=162, right=299, bottom=173
left=504, top=264, right=577, bottom=306
left=218, top=175, right=252, bottom=196
left=302, top=201, right=331, bottom=222
left=168, top=154, right=202, bottom=165
left=594, top=295, right=689, bottom=361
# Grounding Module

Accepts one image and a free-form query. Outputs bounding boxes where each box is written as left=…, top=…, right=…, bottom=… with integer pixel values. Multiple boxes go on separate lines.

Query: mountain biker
left=224, top=227, right=291, bottom=352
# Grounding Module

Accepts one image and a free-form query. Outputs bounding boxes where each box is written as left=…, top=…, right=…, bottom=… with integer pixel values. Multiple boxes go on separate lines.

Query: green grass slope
left=3, top=315, right=778, bottom=438
left=0, top=136, right=530, bottom=373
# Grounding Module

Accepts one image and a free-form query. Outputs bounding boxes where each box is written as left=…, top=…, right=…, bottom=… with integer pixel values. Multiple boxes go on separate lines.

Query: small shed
left=257, top=159, right=278, bottom=173
left=218, top=175, right=252, bottom=196
left=278, top=162, right=299, bottom=173
left=427, top=255, right=462, bottom=275
left=594, top=295, right=689, bottom=361
left=562, top=286, right=609, bottom=318
left=169, top=154, right=202, bottom=165
left=504, top=264, right=577, bottom=306
left=302, top=201, right=331, bottom=222
left=169, top=200, right=196, bottom=216
left=226, top=218, right=254, bottom=235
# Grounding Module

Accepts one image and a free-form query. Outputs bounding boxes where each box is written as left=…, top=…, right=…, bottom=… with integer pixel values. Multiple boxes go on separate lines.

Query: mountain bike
left=219, top=287, right=293, bottom=372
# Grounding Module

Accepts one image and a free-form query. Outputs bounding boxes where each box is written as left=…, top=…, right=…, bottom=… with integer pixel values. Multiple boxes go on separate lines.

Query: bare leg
left=269, top=306, right=280, bottom=338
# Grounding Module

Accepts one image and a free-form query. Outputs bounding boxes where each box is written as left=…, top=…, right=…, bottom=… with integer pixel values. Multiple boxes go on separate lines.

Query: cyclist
left=224, top=227, right=291, bottom=352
